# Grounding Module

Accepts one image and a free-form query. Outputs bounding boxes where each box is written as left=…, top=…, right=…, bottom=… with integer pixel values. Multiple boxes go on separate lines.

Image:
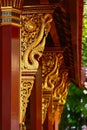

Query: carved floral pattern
left=42, top=53, right=63, bottom=90
left=20, top=76, right=35, bottom=124
left=21, top=14, right=52, bottom=71
left=52, top=71, right=70, bottom=124
left=42, top=94, right=51, bottom=124
left=20, top=13, right=52, bottom=127
left=42, top=52, right=64, bottom=124
left=53, top=71, right=70, bottom=105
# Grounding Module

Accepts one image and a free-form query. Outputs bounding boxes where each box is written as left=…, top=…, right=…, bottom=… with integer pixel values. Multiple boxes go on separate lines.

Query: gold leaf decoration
left=20, top=76, right=35, bottom=125
left=21, top=14, right=52, bottom=71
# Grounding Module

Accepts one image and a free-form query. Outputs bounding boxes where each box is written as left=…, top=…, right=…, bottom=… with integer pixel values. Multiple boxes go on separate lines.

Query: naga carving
left=53, top=71, right=70, bottom=105
left=21, top=14, right=52, bottom=71
left=42, top=52, right=70, bottom=125
left=42, top=53, right=63, bottom=90
left=20, top=13, right=52, bottom=129
left=52, top=71, right=70, bottom=124
left=42, top=52, right=63, bottom=124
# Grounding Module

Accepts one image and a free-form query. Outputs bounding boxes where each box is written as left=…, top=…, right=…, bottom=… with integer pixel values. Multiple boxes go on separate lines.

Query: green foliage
left=59, top=83, right=87, bottom=130
left=82, top=4, right=87, bottom=66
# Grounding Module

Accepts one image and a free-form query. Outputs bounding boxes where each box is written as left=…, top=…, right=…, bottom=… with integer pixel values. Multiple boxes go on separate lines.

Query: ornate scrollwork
left=42, top=51, right=70, bottom=125
left=21, top=14, right=52, bottom=71
left=42, top=52, right=63, bottom=124
left=42, top=53, right=63, bottom=90
left=53, top=71, right=70, bottom=105
left=52, top=71, right=70, bottom=124
left=20, top=13, right=52, bottom=129
left=42, top=92, right=52, bottom=125
left=20, top=76, right=35, bottom=126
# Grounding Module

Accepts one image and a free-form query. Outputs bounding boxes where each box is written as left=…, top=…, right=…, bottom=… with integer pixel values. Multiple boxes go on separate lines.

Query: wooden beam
left=1, top=25, right=20, bottom=130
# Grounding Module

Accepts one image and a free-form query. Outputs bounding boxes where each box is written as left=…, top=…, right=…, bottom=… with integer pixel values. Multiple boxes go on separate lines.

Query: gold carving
left=42, top=52, right=70, bottom=125
left=42, top=91, right=52, bottom=124
left=42, top=52, right=63, bottom=124
left=42, top=53, right=63, bottom=90
left=53, top=71, right=70, bottom=105
left=21, top=14, right=52, bottom=71
left=20, top=13, right=52, bottom=128
left=52, top=71, right=70, bottom=124
left=20, top=76, right=35, bottom=125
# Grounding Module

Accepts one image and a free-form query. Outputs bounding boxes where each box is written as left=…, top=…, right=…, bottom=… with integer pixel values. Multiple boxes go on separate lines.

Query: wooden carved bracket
left=20, top=12, right=52, bottom=128
left=21, top=13, right=52, bottom=71
left=42, top=50, right=70, bottom=125
left=42, top=51, right=64, bottom=124
left=42, top=52, right=63, bottom=90
left=52, top=71, right=70, bottom=124
left=20, top=76, right=35, bottom=125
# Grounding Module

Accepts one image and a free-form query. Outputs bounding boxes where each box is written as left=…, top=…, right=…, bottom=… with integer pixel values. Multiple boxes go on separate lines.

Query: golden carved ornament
left=0, top=0, right=23, bottom=8
left=20, top=76, right=35, bottom=126
left=52, top=71, right=70, bottom=124
left=42, top=92, right=52, bottom=125
left=53, top=71, right=70, bottom=105
left=21, top=14, right=52, bottom=71
left=42, top=52, right=63, bottom=124
left=42, top=53, right=63, bottom=90
left=20, top=13, right=52, bottom=128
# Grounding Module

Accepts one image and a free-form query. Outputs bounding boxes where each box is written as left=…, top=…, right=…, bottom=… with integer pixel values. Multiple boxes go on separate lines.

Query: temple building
left=0, top=0, right=85, bottom=130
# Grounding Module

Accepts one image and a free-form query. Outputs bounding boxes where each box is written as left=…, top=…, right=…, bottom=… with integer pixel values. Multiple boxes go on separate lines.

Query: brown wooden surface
left=1, top=25, right=20, bottom=130
left=0, top=22, right=2, bottom=130
left=43, top=97, right=53, bottom=130
left=29, top=66, right=42, bottom=130
left=62, top=0, right=83, bottom=87
left=48, top=97, right=53, bottom=130
left=11, top=26, right=20, bottom=130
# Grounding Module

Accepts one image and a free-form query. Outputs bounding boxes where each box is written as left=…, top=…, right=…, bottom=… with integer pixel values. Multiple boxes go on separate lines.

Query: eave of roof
left=22, top=0, right=83, bottom=88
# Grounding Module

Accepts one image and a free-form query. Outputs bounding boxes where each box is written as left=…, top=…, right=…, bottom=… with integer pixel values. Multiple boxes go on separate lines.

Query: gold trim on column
left=0, top=7, right=21, bottom=27
left=0, top=0, right=23, bottom=8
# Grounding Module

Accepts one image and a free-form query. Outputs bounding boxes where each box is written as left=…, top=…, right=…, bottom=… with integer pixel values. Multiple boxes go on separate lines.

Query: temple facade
left=0, top=0, right=83, bottom=130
